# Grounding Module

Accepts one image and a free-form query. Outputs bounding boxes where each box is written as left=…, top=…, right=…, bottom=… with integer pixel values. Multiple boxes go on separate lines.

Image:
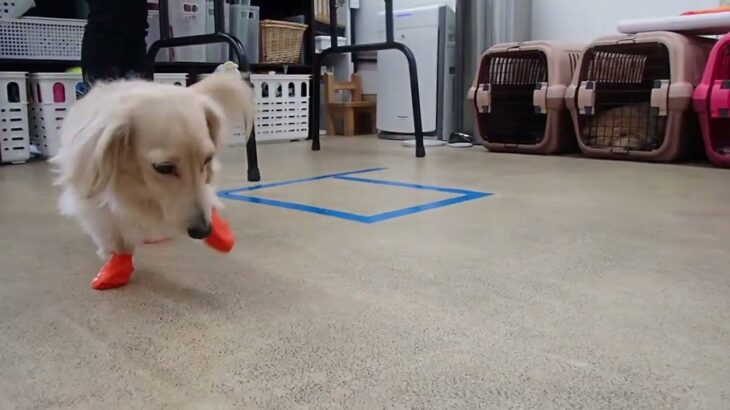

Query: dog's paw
left=91, top=253, right=134, bottom=290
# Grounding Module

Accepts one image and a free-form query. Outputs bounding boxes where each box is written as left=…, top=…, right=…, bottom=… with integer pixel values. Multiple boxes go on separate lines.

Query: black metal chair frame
left=310, top=0, right=426, bottom=157
left=144, top=0, right=261, bottom=182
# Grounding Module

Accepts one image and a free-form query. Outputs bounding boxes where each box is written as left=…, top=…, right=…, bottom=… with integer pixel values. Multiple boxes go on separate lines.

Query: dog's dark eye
left=152, top=162, right=176, bottom=175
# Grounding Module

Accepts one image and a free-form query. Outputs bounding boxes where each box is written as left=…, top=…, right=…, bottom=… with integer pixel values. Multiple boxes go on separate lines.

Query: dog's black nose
left=187, top=221, right=211, bottom=239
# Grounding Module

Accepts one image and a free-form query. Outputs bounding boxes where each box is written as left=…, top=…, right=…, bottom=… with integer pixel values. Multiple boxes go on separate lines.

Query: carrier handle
left=472, top=83, right=492, bottom=114
left=668, top=82, right=694, bottom=111
left=577, top=81, right=596, bottom=115
left=650, top=79, right=670, bottom=117
left=710, top=80, right=730, bottom=119
left=467, top=85, right=476, bottom=103
left=533, top=82, right=548, bottom=114
left=546, top=84, right=567, bottom=110
left=565, top=84, right=578, bottom=110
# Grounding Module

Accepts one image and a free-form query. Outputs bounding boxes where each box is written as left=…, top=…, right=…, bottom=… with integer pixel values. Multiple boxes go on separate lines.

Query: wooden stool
left=324, top=73, right=376, bottom=136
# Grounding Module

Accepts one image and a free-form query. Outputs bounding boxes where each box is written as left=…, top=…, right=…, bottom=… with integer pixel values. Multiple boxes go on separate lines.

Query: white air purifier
left=376, top=5, right=456, bottom=140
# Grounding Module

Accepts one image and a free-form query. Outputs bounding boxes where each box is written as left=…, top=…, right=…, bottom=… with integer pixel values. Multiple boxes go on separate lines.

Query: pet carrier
left=566, top=31, right=715, bottom=162
left=468, top=41, right=583, bottom=154
left=693, top=33, right=730, bottom=168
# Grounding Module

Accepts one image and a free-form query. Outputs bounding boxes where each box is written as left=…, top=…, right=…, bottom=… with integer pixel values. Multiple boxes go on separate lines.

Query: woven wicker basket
left=260, top=20, right=308, bottom=64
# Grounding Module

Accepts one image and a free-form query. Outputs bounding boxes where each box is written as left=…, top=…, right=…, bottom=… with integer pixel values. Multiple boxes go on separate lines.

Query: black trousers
left=81, top=0, right=148, bottom=84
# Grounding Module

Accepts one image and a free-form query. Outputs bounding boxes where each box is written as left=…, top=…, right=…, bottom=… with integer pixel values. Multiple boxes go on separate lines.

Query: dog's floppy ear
left=191, top=71, right=255, bottom=143
left=202, top=102, right=225, bottom=149
left=53, top=119, right=130, bottom=199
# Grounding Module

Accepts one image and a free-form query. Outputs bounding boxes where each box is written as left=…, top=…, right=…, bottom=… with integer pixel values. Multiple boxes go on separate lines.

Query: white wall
left=356, top=0, right=722, bottom=93
left=531, top=0, right=721, bottom=42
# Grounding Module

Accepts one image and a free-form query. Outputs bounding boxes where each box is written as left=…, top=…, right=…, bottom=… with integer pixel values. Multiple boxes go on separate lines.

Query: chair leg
left=393, top=43, right=425, bottom=157
left=310, top=55, right=322, bottom=150
left=325, top=107, right=337, bottom=136
left=369, top=107, right=377, bottom=134
left=245, top=130, right=260, bottom=182
left=343, top=109, right=355, bottom=136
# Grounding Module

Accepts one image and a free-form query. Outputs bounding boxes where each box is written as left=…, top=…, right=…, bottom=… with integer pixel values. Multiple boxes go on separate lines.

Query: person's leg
left=120, top=0, right=149, bottom=77
left=81, top=0, right=148, bottom=84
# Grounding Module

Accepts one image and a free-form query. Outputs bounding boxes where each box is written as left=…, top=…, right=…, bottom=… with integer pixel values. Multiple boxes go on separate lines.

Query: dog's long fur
left=51, top=72, right=255, bottom=257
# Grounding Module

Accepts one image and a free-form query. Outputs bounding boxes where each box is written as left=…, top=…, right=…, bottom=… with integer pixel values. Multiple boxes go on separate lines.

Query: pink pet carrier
left=566, top=32, right=715, bottom=162
left=468, top=41, right=583, bottom=154
left=693, top=33, right=730, bottom=167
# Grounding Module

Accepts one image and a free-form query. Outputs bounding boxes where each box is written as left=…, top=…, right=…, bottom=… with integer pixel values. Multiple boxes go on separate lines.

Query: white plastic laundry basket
left=0, top=0, right=34, bottom=19
left=153, top=73, right=188, bottom=86
left=28, top=73, right=83, bottom=158
left=0, top=17, right=85, bottom=60
left=0, top=72, right=30, bottom=164
left=251, top=73, right=310, bottom=142
left=169, top=0, right=206, bottom=62
left=200, top=72, right=310, bottom=144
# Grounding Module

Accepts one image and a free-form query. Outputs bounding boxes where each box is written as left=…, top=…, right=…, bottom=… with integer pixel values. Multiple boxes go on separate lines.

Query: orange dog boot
left=91, top=253, right=134, bottom=290
left=204, top=208, right=235, bottom=253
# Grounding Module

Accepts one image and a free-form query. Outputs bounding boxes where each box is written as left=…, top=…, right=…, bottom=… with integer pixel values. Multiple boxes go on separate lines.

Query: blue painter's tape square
left=218, top=168, right=491, bottom=224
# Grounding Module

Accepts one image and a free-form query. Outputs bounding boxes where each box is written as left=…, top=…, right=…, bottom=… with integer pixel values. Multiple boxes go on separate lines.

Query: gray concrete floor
left=1, top=137, right=729, bottom=409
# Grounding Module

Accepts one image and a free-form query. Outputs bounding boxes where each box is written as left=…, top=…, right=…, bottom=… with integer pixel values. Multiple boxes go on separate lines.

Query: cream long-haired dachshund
left=51, top=72, right=255, bottom=290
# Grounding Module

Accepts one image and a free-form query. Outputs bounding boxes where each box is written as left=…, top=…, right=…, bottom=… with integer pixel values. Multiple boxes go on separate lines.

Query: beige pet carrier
left=468, top=41, right=583, bottom=154
left=566, top=31, right=715, bottom=162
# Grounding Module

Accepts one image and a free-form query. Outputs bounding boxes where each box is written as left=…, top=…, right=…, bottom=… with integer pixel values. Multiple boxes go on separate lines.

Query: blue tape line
left=218, top=168, right=492, bottom=224
left=333, top=175, right=483, bottom=195
left=362, top=192, right=490, bottom=224
left=220, top=194, right=371, bottom=223
left=221, top=167, right=388, bottom=194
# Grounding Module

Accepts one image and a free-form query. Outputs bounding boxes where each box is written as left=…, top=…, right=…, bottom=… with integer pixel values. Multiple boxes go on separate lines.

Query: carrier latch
left=577, top=81, right=596, bottom=115
left=651, top=79, right=670, bottom=116
left=471, top=83, right=492, bottom=114
left=710, top=80, right=730, bottom=119
left=533, top=82, right=548, bottom=114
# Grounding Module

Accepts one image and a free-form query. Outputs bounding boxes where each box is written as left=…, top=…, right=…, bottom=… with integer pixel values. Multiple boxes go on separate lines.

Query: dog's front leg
left=85, top=219, right=136, bottom=290
left=204, top=208, right=235, bottom=253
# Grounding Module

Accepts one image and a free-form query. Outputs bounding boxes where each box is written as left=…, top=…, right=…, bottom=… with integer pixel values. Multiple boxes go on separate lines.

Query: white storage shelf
left=205, top=1, right=259, bottom=64
left=0, top=72, right=30, bottom=164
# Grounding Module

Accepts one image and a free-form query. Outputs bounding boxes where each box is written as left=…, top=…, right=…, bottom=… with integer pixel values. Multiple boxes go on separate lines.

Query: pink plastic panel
left=710, top=80, right=730, bottom=118
left=52, top=82, right=65, bottom=103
